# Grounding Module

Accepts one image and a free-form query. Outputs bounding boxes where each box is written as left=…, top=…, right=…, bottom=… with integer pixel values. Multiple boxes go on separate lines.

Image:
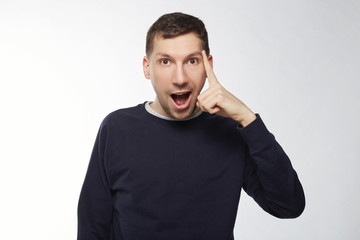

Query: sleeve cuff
left=236, top=114, right=273, bottom=147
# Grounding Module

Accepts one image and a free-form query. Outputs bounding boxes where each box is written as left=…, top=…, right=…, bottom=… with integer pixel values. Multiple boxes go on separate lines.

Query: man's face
left=143, top=32, right=212, bottom=119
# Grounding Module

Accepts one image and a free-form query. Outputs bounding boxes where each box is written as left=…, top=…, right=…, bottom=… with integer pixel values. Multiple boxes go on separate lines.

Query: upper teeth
left=175, top=93, right=186, bottom=95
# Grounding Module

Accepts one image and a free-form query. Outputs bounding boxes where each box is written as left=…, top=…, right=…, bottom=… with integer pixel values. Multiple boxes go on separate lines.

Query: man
left=78, top=12, right=305, bottom=240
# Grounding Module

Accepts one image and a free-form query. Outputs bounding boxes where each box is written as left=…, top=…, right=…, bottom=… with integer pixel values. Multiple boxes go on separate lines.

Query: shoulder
left=100, top=103, right=145, bottom=129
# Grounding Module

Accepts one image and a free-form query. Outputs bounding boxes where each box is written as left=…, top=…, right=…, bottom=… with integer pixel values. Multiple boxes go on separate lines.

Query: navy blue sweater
left=78, top=103, right=305, bottom=240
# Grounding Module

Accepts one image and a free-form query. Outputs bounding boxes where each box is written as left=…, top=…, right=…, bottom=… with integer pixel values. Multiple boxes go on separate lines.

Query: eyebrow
left=155, top=51, right=202, bottom=58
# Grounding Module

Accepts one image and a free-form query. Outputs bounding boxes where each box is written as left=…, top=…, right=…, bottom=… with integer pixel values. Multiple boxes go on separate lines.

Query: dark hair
left=146, top=12, right=210, bottom=57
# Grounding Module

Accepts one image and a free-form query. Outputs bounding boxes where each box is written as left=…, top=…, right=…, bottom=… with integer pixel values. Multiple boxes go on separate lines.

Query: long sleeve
left=77, top=122, right=113, bottom=239
left=239, top=115, right=305, bottom=218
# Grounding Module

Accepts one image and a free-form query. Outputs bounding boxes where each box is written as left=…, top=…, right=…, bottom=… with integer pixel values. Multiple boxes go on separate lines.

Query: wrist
left=237, top=111, right=256, bottom=127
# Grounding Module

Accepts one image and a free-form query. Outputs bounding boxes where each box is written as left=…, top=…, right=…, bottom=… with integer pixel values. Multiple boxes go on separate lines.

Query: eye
left=188, top=58, right=198, bottom=64
left=160, top=59, right=170, bottom=65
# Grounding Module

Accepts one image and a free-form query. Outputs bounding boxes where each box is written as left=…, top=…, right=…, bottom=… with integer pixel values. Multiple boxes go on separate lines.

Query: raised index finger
left=202, top=50, right=219, bottom=87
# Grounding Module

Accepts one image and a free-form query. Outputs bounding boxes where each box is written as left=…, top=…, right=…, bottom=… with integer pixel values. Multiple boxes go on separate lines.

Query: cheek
left=187, top=67, right=206, bottom=85
left=151, top=68, right=172, bottom=89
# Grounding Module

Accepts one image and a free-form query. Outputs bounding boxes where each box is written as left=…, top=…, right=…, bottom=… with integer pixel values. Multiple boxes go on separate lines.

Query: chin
left=170, top=105, right=198, bottom=120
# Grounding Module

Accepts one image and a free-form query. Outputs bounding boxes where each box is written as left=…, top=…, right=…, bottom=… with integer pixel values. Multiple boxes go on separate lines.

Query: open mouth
left=171, top=92, right=191, bottom=109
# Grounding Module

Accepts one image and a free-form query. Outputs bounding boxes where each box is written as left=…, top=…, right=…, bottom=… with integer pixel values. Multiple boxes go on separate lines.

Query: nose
left=172, top=64, right=188, bottom=86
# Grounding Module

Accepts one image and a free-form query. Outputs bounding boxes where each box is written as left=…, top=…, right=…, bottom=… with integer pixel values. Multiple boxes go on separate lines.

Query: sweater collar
left=144, top=101, right=203, bottom=121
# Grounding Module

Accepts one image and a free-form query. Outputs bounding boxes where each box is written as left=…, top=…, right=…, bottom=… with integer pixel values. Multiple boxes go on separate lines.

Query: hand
left=196, top=50, right=256, bottom=127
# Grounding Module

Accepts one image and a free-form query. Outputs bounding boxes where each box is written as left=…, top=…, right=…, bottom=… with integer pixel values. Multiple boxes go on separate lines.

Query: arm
left=197, top=50, right=305, bottom=218
left=77, top=122, right=113, bottom=239
left=239, top=115, right=305, bottom=218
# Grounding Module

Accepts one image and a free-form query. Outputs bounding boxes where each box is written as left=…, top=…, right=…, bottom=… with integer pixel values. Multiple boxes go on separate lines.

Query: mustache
left=168, top=87, right=194, bottom=94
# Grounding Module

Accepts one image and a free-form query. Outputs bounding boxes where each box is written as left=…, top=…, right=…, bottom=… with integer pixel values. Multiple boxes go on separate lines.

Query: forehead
left=151, top=32, right=202, bottom=58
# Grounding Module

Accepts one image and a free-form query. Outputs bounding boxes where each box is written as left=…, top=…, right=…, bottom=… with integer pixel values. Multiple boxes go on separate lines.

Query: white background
left=1, top=0, right=359, bottom=239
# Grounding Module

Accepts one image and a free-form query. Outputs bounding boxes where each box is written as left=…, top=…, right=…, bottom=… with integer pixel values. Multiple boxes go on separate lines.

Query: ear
left=208, top=54, right=213, bottom=68
left=142, top=56, right=151, bottom=79
left=204, top=54, right=213, bottom=78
